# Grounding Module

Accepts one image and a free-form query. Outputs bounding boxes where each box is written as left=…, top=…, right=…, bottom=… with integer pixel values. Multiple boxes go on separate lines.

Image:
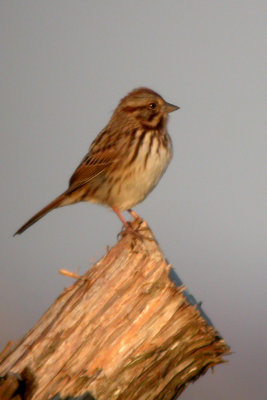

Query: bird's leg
left=127, top=209, right=141, bottom=221
left=112, top=206, right=131, bottom=230
left=113, top=207, right=154, bottom=242
left=112, top=207, right=144, bottom=240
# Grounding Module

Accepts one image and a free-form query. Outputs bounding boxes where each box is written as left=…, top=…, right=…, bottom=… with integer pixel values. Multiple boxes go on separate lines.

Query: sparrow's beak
left=165, top=102, right=180, bottom=113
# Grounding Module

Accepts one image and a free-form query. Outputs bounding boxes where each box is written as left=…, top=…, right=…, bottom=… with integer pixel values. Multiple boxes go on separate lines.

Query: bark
left=0, top=219, right=230, bottom=400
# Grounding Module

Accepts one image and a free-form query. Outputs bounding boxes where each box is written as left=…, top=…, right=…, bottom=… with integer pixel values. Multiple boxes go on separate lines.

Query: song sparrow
left=14, top=87, right=179, bottom=236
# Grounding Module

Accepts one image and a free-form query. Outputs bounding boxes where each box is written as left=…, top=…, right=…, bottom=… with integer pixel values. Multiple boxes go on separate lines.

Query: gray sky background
left=0, top=1, right=266, bottom=399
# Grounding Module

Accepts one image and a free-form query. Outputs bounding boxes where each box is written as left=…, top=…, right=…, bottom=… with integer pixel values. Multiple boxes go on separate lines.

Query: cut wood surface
left=0, top=218, right=230, bottom=400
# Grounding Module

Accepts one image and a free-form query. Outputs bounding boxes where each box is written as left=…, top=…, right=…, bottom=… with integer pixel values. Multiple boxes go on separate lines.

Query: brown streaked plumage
left=14, top=88, right=179, bottom=236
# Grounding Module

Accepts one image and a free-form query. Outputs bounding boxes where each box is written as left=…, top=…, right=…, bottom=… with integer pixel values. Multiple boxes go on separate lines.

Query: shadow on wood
left=0, top=218, right=230, bottom=399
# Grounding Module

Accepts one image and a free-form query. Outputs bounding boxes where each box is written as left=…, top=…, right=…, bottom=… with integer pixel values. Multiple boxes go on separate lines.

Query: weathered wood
left=0, top=219, right=230, bottom=400
left=0, top=367, right=37, bottom=400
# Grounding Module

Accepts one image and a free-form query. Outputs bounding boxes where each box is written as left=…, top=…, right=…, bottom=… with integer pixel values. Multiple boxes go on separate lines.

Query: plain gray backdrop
left=1, top=1, right=266, bottom=399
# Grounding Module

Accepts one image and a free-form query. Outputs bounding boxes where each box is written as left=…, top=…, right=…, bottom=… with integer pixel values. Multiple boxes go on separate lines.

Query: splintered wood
left=0, top=219, right=230, bottom=400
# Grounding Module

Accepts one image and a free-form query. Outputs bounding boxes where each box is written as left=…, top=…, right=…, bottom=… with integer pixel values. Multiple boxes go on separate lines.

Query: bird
left=14, top=87, right=179, bottom=236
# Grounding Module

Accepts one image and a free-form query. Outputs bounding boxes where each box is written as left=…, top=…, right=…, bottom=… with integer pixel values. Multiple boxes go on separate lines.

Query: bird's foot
left=113, top=206, right=155, bottom=243
left=121, top=219, right=156, bottom=244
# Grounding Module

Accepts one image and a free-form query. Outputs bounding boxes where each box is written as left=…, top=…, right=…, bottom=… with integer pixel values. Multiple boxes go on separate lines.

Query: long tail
left=14, top=192, right=68, bottom=235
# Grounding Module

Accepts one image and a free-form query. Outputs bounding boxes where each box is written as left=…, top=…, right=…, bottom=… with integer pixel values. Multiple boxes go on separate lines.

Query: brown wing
left=68, top=151, right=117, bottom=192
left=67, top=129, right=123, bottom=193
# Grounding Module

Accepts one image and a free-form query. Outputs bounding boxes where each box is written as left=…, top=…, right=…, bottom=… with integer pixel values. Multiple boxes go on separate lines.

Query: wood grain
left=0, top=219, right=230, bottom=399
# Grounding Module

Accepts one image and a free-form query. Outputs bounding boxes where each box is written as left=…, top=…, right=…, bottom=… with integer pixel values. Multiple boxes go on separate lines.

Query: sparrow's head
left=115, top=87, right=179, bottom=129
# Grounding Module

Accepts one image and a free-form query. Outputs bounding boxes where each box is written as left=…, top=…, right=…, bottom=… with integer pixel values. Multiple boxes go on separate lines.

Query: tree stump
left=0, top=218, right=230, bottom=400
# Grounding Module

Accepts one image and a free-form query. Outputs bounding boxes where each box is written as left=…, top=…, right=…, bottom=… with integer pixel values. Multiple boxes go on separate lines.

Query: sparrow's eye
left=149, top=102, right=157, bottom=110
